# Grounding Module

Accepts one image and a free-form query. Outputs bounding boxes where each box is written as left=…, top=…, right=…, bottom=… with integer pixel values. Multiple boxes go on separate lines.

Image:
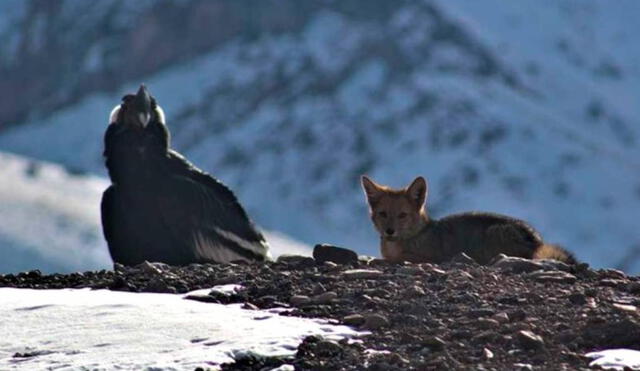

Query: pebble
left=468, top=308, right=496, bottom=318
left=290, top=295, right=311, bottom=306
left=242, top=302, right=259, bottom=310
left=516, top=330, right=545, bottom=350
left=627, top=282, right=640, bottom=294
left=599, top=278, right=624, bottom=288
left=342, top=269, right=384, bottom=280
left=343, top=314, right=365, bottom=326
left=422, top=336, right=446, bottom=350
left=312, top=291, right=338, bottom=305
left=612, top=303, right=637, bottom=312
left=513, top=363, right=534, bottom=371
left=276, top=254, right=316, bottom=268
left=527, top=270, right=577, bottom=284
left=397, top=266, right=424, bottom=276
left=483, top=347, right=494, bottom=360
left=363, top=313, right=389, bottom=330
left=451, top=253, right=477, bottom=265
left=493, top=312, right=510, bottom=323
left=568, top=292, right=588, bottom=305
left=475, top=318, right=500, bottom=330
left=313, top=244, right=358, bottom=265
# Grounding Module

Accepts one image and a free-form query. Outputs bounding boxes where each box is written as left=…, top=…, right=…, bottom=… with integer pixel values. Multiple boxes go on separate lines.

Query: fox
left=361, top=175, right=576, bottom=265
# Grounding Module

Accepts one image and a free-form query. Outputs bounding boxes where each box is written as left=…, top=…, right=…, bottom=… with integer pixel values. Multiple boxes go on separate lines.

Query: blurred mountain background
left=0, top=0, right=639, bottom=273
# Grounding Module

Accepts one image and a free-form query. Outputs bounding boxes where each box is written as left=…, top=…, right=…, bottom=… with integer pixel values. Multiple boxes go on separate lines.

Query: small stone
left=516, top=330, right=545, bottom=350
left=493, top=312, right=510, bottom=323
left=143, top=278, right=175, bottom=293
left=468, top=308, right=496, bottom=318
left=451, top=252, right=477, bottom=265
left=568, top=293, right=588, bottom=305
left=138, top=261, right=165, bottom=275
left=242, top=302, right=259, bottom=310
left=343, top=269, right=384, bottom=280
left=601, top=269, right=626, bottom=280
left=343, top=314, right=365, bottom=326
left=599, top=278, right=624, bottom=288
left=406, top=285, right=425, bottom=297
left=612, top=303, right=637, bottom=312
left=322, top=261, right=339, bottom=269
left=492, top=256, right=545, bottom=273
left=475, top=318, right=500, bottom=330
left=483, top=347, right=494, bottom=360
left=397, top=266, right=424, bottom=276
left=276, top=254, right=316, bottom=268
left=627, top=282, right=640, bottom=294
left=422, top=336, right=446, bottom=350
left=312, top=291, right=338, bottom=305
left=363, top=314, right=389, bottom=330
left=313, top=244, right=358, bottom=265
left=26, top=270, right=42, bottom=278
left=290, top=295, right=311, bottom=306
left=513, top=363, right=533, bottom=371
left=527, top=270, right=577, bottom=284
left=422, top=265, right=447, bottom=276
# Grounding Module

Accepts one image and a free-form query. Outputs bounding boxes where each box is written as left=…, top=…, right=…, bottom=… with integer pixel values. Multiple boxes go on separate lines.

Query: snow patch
left=0, top=288, right=363, bottom=370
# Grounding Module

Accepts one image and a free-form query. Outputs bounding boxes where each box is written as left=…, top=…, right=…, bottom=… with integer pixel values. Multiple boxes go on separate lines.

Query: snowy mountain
left=0, top=1, right=639, bottom=272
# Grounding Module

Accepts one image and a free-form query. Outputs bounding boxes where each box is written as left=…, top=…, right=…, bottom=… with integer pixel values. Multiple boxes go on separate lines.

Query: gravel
left=2, top=251, right=640, bottom=370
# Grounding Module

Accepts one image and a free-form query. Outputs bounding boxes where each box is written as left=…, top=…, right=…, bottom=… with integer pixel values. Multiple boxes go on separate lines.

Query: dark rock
left=467, top=308, right=496, bottom=318
left=627, top=282, right=640, bottom=294
left=396, top=266, right=424, bottom=276
left=422, top=336, right=447, bottom=350
left=311, top=291, right=337, bottom=305
left=343, top=314, right=365, bottom=326
left=290, top=295, right=311, bottom=307
left=313, top=244, right=358, bottom=265
left=475, top=318, right=500, bottom=330
left=492, top=256, right=545, bottom=273
left=451, top=252, right=477, bottom=265
left=276, top=255, right=316, bottom=268
left=526, top=270, right=577, bottom=284
left=363, top=314, right=389, bottom=330
left=568, top=293, right=588, bottom=305
left=516, top=330, right=545, bottom=350
left=599, top=278, right=624, bottom=288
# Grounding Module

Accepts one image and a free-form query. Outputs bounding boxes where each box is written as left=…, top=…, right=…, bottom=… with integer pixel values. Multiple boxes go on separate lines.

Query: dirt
left=2, top=250, right=639, bottom=371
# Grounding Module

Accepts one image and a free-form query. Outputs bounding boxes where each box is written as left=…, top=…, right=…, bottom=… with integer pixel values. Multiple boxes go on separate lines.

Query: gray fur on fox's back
left=404, top=212, right=544, bottom=264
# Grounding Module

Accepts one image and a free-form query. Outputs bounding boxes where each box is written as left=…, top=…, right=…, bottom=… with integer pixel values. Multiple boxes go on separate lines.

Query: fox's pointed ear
left=406, top=176, right=427, bottom=208
left=361, top=175, right=384, bottom=206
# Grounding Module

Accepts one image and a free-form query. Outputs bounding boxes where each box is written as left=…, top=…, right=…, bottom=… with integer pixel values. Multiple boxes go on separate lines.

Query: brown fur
left=361, top=175, right=576, bottom=265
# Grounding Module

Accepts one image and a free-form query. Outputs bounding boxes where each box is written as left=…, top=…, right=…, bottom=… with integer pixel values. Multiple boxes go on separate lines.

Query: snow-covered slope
left=0, top=151, right=310, bottom=274
left=0, top=287, right=361, bottom=370
left=1, top=1, right=639, bottom=271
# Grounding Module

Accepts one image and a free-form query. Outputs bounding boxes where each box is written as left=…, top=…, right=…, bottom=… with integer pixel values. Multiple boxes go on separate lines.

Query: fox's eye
left=378, top=211, right=387, bottom=218
left=398, top=212, right=407, bottom=219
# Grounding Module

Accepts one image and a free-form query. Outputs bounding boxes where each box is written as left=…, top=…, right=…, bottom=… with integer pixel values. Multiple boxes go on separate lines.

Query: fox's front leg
left=381, top=240, right=405, bottom=262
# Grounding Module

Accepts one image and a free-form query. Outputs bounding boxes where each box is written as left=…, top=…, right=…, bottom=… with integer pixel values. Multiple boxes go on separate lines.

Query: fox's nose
left=385, top=228, right=395, bottom=236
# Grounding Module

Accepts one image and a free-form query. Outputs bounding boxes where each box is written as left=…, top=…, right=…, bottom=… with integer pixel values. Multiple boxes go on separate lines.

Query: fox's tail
left=533, top=244, right=577, bottom=264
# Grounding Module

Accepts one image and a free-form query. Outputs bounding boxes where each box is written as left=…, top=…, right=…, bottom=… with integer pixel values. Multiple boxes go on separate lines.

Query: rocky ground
left=2, top=246, right=640, bottom=370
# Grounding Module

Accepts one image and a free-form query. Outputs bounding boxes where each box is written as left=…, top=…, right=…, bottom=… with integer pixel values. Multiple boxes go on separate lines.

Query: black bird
left=101, top=85, right=271, bottom=266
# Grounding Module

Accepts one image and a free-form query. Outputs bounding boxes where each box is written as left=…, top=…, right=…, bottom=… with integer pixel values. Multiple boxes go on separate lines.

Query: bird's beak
left=133, top=84, right=152, bottom=128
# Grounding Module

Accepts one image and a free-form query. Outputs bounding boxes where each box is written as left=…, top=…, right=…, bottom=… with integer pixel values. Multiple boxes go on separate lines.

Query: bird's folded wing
left=157, top=169, right=270, bottom=263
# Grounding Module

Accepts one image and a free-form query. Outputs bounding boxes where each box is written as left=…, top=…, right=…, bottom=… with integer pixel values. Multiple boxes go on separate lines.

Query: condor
left=101, top=85, right=271, bottom=266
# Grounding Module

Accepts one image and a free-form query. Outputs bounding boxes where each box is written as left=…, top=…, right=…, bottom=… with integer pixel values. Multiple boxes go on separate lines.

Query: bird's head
left=109, top=84, right=165, bottom=129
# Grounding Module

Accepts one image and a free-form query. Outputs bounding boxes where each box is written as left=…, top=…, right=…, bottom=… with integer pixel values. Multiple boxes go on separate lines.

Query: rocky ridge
left=2, top=246, right=640, bottom=370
